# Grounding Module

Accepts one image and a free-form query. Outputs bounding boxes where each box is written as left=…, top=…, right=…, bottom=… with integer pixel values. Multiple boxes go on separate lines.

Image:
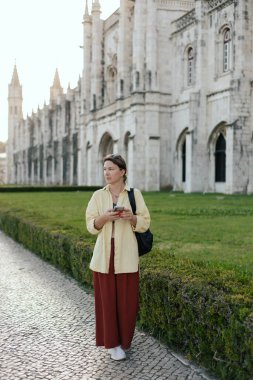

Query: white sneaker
left=108, top=346, right=126, bottom=361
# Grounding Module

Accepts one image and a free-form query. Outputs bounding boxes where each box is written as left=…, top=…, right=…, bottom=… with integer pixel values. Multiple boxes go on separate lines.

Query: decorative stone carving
left=174, top=9, right=196, bottom=33
left=156, top=0, right=194, bottom=11
left=207, top=0, right=235, bottom=13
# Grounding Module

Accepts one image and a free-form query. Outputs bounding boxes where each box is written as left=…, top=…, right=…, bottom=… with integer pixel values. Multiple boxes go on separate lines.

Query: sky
left=0, top=0, right=120, bottom=143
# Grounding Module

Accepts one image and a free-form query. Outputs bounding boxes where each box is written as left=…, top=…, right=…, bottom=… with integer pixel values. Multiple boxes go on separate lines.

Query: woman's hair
left=103, top=154, right=127, bottom=183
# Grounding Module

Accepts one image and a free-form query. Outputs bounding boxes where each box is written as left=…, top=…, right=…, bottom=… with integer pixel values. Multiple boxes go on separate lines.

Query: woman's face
left=103, top=160, right=125, bottom=185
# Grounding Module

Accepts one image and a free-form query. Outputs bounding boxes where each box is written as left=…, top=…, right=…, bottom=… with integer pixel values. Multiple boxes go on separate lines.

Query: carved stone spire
left=10, top=65, right=21, bottom=87
left=52, top=68, right=62, bottom=89
left=92, top=0, right=101, bottom=15
left=50, top=68, right=63, bottom=102
left=83, top=0, right=90, bottom=21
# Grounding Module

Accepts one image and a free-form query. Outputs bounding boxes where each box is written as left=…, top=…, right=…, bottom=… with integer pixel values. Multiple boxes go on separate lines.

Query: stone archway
left=207, top=122, right=227, bottom=192
left=175, top=127, right=188, bottom=190
left=98, top=133, right=114, bottom=184
left=215, top=134, right=226, bottom=182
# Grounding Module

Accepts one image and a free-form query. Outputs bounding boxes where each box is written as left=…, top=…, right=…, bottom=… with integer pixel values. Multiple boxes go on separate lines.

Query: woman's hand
left=105, top=209, right=122, bottom=222
left=94, top=208, right=137, bottom=230
left=94, top=209, right=121, bottom=230
left=119, top=208, right=137, bottom=227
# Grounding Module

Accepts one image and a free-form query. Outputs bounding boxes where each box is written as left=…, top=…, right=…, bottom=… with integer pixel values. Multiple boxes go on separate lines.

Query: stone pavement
left=0, top=231, right=216, bottom=380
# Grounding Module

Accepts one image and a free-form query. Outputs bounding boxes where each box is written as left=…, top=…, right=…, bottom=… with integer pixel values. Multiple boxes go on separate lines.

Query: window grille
left=187, top=47, right=194, bottom=86
left=223, top=29, right=231, bottom=72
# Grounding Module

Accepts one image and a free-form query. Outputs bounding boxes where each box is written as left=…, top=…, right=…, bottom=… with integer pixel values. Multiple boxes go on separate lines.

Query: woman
left=85, top=154, right=151, bottom=361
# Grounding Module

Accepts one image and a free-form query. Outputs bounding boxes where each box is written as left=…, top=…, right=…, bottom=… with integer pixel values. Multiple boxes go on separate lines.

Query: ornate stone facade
left=7, top=0, right=253, bottom=193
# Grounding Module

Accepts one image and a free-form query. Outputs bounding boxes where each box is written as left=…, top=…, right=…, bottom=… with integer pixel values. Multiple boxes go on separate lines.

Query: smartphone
left=114, top=206, right=124, bottom=211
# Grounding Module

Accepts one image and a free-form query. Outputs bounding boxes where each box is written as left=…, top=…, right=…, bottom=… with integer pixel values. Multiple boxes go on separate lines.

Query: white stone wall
left=7, top=0, right=253, bottom=194
left=0, top=153, right=7, bottom=184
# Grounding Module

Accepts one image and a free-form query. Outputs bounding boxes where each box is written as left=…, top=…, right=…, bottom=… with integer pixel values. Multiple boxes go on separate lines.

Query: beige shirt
left=85, top=184, right=151, bottom=274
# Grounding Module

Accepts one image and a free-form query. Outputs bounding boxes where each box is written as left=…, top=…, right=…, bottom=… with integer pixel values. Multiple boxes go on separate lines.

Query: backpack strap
left=127, top=188, right=136, bottom=215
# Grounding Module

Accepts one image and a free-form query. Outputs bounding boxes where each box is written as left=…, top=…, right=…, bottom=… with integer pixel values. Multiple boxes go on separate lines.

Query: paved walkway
left=0, top=231, right=216, bottom=380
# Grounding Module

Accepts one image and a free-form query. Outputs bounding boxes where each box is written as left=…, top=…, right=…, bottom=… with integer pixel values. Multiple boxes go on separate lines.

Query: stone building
left=0, top=152, right=7, bottom=184
left=7, top=0, right=253, bottom=193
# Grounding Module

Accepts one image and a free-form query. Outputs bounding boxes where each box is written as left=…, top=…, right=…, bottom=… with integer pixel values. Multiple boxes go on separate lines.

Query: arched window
left=46, top=156, right=52, bottom=178
left=176, top=128, right=188, bottom=188
left=187, top=47, right=194, bottom=86
left=223, top=28, right=231, bottom=72
left=34, top=159, right=38, bottom=179
left=215, top=134, right=226, bottom=182
left=182, top=139, right=186, bottom=182
left=99, top=133, right=114, bottom=184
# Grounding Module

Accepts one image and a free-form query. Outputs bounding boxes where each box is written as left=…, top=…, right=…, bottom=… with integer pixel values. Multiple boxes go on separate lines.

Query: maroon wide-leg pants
left=93, top=239, right=139, bottom=349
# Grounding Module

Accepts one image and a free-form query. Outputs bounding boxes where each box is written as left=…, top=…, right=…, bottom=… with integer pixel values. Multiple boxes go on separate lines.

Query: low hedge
left=139, top=253, right=253, bottom=380
left=0, top=210, right=252, bottom=380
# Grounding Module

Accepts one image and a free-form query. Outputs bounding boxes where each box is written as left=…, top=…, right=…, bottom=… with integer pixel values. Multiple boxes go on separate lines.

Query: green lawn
left=0, top=191, right=253, bottom=275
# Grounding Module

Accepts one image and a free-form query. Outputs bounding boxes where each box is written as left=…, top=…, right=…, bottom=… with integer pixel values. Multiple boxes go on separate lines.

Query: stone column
left=31, top=162, right=34, bottom=184
left=43, top=158, right=47, bottom=185
left=77, top=127, right=84, bottom=186
left=90, top=1, right=103, bottom=110
left=127, top=136, right=134, bottom=187
left=229, top=0, right=253, bottom=193
left=132, top=0, right=146, bottom=92
left=82, top=1, right=92, bottom=113
left=87, top=143, right=92, bottom=186
left=60, top=155, right=63, bottom=185
left=52, top=157, right=55, bottom=184
left=193, top=0, right=208, bottom=192
left=146, top=0, right=157, bottom=91
left=145, top=137, right=160, bottom=191
left=117, top=0, right=132, bottom=98
left=185, top=130, right=193, bottom=193
left=225, top=124, right=234, bottom=194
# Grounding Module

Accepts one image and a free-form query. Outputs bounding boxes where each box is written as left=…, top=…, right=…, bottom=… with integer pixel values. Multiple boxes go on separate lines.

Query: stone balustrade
left=207, top=0, right=235, bottom=12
